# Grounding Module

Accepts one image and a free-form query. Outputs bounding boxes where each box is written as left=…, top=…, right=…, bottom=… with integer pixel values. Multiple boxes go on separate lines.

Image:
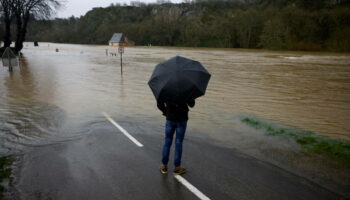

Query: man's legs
left=162, top=120, right=176, bottom=165
left=174, top=121, right=187, bottom=167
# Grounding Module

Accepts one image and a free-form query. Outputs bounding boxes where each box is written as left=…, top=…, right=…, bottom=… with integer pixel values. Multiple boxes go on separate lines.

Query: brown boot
left=160, top=164, right=168, bottom=174
left=173, top=167, right=186, bottom=175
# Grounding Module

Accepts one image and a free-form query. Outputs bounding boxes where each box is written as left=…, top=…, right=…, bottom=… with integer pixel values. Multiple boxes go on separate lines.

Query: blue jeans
left=162, top=120, right=187, bottom=167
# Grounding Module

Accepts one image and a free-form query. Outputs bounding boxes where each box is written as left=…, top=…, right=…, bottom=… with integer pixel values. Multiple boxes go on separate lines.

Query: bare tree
left=0, top=0, right=14, bottom=47
left=13, top=0, right=62, bottom=51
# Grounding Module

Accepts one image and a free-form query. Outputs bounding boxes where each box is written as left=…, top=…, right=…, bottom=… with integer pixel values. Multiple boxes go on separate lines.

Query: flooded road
left=1, top=43, right=350, bottom=199
left=1, top=43, right=350, bottom=154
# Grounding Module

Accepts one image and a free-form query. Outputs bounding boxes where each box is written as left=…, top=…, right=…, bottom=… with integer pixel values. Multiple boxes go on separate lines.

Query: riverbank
left=242, top=117, right=350, bottom=166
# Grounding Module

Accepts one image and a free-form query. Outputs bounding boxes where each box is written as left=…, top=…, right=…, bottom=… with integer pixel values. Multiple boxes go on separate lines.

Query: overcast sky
left=57, top=0, right=184, bottom=18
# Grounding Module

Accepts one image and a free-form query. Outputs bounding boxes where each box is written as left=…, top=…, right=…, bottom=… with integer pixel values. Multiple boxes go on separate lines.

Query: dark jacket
left=157, top=100, right=195, bottom=121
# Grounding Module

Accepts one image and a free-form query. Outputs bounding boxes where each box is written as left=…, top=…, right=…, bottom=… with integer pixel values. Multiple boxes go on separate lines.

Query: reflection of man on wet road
left=157, top=100, right=195, bottom=175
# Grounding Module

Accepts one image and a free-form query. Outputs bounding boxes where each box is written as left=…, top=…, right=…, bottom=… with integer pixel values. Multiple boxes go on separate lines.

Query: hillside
left=25, top=0, right=350, bottom=51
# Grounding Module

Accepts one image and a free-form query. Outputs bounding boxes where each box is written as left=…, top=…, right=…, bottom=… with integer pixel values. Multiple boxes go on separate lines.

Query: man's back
left=157, top=100, right=195, bottom=122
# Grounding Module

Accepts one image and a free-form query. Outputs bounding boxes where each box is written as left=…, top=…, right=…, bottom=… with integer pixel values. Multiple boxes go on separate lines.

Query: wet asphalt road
left=13, top=117, right=341, bottom=200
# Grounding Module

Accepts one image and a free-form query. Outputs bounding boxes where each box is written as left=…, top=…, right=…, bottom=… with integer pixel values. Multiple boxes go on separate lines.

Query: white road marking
left=102, top=112, right=144, bottom=147
left=103, top=112, right=211, bottom=199
left=174, top=175, right=211, bottom=200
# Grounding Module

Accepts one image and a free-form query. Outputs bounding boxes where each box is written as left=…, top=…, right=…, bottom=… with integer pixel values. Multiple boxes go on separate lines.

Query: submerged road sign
left=118, top=46, right=124, bottom=75
left=118, top=46, right=124, bottom=54
left=2, top=47, right=18, bottom=72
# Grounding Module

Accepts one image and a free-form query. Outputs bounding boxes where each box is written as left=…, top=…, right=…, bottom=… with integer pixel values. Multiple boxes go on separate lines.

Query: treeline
left=0, top=0, right=61, bottom=52
left=24, top=0, right=350, bottom=51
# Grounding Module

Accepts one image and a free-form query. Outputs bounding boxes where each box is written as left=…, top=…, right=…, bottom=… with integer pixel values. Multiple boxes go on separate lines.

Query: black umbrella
left=148, top=56, right=211, bottom=103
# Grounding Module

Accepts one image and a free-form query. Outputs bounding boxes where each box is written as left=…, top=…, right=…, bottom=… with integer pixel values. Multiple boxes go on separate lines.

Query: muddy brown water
left=1, top=43, right=350, bottom=154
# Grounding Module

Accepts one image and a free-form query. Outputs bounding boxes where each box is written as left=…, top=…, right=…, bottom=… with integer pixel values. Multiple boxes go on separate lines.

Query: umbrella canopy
left=148, top=56, right=211, bottom=103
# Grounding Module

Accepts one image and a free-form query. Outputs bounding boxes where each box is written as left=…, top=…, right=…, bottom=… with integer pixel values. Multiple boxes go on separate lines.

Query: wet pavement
left=13, top=118, right=340, bottom=200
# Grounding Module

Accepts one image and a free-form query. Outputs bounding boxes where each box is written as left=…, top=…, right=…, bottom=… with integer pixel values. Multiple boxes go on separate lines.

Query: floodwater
left=1, top=43, right=350, bottom=154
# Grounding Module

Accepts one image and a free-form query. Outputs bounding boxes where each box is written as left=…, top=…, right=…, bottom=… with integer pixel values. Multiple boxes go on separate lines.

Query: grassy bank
left=0, top=156, right=13, bottom=199
left=241, top=117, right=350, bottom=166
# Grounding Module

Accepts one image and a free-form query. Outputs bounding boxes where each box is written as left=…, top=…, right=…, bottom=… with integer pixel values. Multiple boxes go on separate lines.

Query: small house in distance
left=109, top=33, right=135, bottom=47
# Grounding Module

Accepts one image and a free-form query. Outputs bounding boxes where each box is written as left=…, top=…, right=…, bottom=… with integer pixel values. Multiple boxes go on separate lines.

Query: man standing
left=157, top=100, right=195, bottom=175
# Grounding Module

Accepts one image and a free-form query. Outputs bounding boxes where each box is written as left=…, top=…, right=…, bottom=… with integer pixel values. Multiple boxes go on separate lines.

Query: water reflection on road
left=1, top=43, right=350, bottom=154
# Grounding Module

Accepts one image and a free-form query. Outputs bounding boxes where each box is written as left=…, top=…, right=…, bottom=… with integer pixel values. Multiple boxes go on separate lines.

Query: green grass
left=0, top=156, right=13, bottom=199
left=241, top=117, right=350, bottom=165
